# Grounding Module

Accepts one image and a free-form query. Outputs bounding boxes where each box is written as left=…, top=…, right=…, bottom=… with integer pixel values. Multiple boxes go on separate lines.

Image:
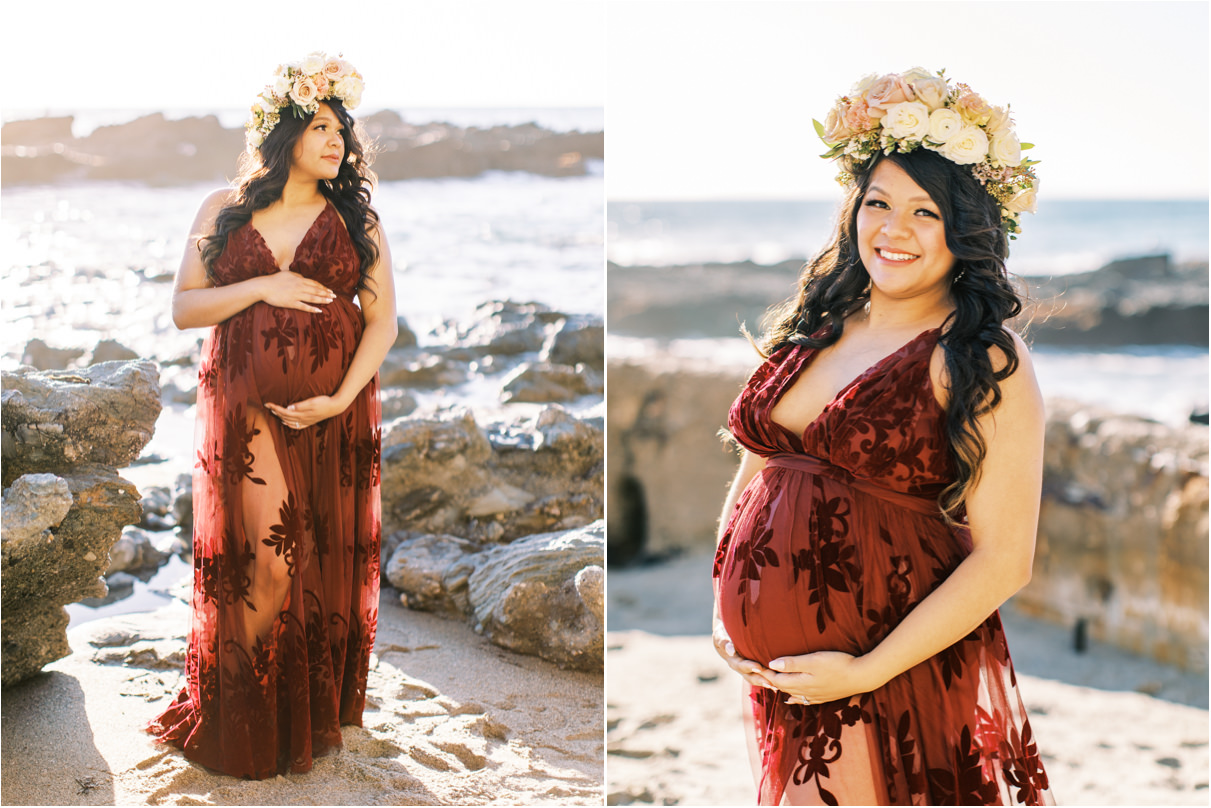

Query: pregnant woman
left=712, top=69, right=1052, bottom=805
left=150, top=53, right=397, bottom=779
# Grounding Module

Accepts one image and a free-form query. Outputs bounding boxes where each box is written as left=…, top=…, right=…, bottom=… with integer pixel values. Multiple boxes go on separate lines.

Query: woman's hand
left=766, top=651, right=883, bottom=705
left=712, top=621, right=779, bottom=691
left=265, top=395, right=347, bottom=430
left=257, top=271, right=337, bottom=313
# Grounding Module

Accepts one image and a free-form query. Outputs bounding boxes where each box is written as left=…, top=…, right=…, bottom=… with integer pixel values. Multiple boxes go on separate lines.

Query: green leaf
left=1019, top=142, right=1034, bottom=150
left=812, top=118, right=826, bottom=138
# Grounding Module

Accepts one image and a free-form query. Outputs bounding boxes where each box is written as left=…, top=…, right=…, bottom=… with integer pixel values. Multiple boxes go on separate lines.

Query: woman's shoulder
left=200, top=187, right=236, bottom=215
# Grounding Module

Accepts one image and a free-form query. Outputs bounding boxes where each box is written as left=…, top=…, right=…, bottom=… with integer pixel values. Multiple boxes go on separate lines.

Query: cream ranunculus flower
left=1004, top=181, right=1039, bottom=214
left=926, top=108, right=963, bottom=144
left=335, top=75, right=364, bottom=109
left=290, top=77, right=319, bottom=107
left=955, top=89, right=992, bottom=126
left=985, top=105, right=1012, bottom=137
left=989, top=131, right=1022, bottom=167
left=881, top=101, right=930, bottom=141
left=822, top=103, right=853, bottom=144
left=911, top=75, right=949, bottom=111
left=939, top=124, right=989, bottom=165
left=301, top=52, right=326, bottom=75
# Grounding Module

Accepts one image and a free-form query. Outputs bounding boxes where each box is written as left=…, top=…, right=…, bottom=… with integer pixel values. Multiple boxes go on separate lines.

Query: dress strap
left=765, top=453, right=940, bottom=516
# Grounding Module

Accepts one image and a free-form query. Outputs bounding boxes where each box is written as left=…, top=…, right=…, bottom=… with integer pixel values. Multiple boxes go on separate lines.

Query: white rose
left=851, top=72, right=879, bottom=96
left=926, top=108, right=963, bottom=144
left=939, top=124, right=989, bottom=165
left=272, top=75, right=292, bottom=97
left=1005, top=181, right=1039, bottom=214
left=881, top=101, right=930, bottom=140
left=335, top=75, right=364, bottom=109
left=290, top=77, right=318, bottom=107
left=989, top=131, right=1022, bottom=167
left=301, top=52, right=326, bottom=75
left=257, top=93, right=279, bottom=114
left=911, top=76, right=949, bottom=110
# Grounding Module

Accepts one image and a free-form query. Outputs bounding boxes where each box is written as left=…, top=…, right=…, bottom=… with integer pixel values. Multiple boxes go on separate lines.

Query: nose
left=881, top=208, right=912, bottom=239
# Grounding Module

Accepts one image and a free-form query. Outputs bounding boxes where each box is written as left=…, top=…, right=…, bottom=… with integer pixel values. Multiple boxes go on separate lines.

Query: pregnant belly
left=717, top=482, right=868, bottom=664
left=234, top=300, right=361, bottom=405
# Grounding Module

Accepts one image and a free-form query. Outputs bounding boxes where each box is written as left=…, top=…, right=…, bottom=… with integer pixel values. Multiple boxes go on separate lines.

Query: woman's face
left=290, top=102, right=346, bottom=181
left=856, top=159, right=956, bottom=303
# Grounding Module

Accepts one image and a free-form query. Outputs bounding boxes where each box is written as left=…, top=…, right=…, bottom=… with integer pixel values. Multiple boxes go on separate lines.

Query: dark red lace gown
left=713, top=329, right=1052, bottom=805
left=150, top=200, right=382, bottom=779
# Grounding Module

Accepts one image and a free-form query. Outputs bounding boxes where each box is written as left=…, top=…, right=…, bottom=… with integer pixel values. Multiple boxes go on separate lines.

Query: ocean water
left=1, top=168, right=604, bottom=370
left=607, top=199, right=1209, bottom=277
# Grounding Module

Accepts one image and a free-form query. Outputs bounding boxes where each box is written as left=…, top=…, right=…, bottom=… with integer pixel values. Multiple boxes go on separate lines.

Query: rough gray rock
left=2, top=465, right=144, bottom=685
left=501, top=362, right=602, bottom=403
left=380, top=405, right=602, bottom=543
left=20, top=339, right=85, bottom=371
left=105, top=527, right=169, bottom=576
left=385, top=533, right=483, bottom=616
left=378, top=351, right=469, bottom=389
left=540, top=315, right=605, bottom=371
left=171, top=473, right=194, bottom=536
left=467, top=521, right=604, bottom=671
left=381, top=388, right=420, bottom=421
left=138, top=486, right=175, bottom=531
left=1, top=361, right=159, bottom=686
left=88, top=339, right=139, bottom=364
left=438, top=301, right=565, bottom=360
left=1, top=361, right=162, bottom=487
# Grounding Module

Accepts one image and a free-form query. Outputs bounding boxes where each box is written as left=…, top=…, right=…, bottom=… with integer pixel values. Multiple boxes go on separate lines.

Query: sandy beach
left=606, top=551, right=1209, bottom=806
left=3, top=596, right=603, bottom=806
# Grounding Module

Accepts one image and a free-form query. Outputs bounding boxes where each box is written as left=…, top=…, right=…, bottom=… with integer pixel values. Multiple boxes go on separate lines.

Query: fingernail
left=770, top=659, right=786, bottom=671
left=724, top=642, right=735, bottom=656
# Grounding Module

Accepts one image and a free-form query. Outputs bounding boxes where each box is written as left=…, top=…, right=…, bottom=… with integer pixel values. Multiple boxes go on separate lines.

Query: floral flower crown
left=245, top=52, right=365, bottom=153
left=814, top=68, right=1040, bottom=237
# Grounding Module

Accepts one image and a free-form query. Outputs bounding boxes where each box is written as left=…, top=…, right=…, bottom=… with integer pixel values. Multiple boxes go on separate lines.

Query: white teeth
left=878, top=249, right=918, bottom=261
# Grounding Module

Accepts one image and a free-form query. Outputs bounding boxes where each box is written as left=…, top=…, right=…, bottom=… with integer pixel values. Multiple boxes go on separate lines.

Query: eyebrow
left=867, top=184, right=935, bottom=204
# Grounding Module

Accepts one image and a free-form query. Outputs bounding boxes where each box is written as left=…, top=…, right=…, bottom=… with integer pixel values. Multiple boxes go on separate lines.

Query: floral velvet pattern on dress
left=149, top=201, right=382, bottom=779
left=713, top=329, right=1052, bottom=805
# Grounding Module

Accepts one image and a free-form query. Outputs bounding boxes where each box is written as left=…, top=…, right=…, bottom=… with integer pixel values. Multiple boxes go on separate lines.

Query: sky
left=1, top=0, right=605, bottom=112
left=607, top=0, right=1210, bottom=200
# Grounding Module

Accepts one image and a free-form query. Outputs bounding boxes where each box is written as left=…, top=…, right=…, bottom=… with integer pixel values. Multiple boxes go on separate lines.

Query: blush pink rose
left=865, top=74, right=916, bottom=112
left=290, top=77, right=318, bottom=107
left=844, top=98, right=878, bottom=129
left=822, top=104, right=853, bottom=144
left=954, top=86, right=993, bottom=125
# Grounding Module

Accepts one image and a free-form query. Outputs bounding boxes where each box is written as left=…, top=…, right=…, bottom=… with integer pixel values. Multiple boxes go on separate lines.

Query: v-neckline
left=248, top=199, right=331, bottom=271
left=769, top=326, right=940, bottom=444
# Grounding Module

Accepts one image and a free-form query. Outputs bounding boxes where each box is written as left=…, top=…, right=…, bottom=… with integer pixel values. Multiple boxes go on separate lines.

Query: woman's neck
left=863, top=288, right=954, bottom=332
left=277, top=174, right=325, bottom=209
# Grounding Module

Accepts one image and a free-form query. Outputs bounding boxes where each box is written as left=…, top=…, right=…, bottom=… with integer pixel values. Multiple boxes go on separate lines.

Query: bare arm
left=265, top=221, right=397, bottom=427
left=171, top=189, right=337, bottom=330
left=765, top=332, right=1045, bottom=702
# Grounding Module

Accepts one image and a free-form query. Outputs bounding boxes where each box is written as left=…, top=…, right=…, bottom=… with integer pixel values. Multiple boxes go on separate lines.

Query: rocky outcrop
left=2, top=112, right=603, bottom=187
left=1, top=362, right=160, bottom=685
left=468, top=523, right=604, bottom=670
left=607, top=357, right=1209, bottom=670
left=606, top=255, right=1209, bottom=347
left=1015, top=399, right=1209, bottom=671
left=380, top=404, right=602, bottom=544
left=1017, top=255, right=1209, bottom=347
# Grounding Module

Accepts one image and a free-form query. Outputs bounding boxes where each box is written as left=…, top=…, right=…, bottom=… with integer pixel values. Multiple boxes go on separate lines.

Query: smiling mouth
left=876, top=248, right=919, bottom=263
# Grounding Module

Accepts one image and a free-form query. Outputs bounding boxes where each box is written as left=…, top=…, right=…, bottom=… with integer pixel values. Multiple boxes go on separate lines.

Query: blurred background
left=2, top=0, right=604, bottom=626
left=603, top=2, right=1209, bottom=805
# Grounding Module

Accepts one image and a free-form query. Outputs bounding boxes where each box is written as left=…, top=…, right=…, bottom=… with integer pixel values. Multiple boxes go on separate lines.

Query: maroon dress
left=150, top=200, right=382, bottom=779
left=713, top=328, right=1052, bottom=805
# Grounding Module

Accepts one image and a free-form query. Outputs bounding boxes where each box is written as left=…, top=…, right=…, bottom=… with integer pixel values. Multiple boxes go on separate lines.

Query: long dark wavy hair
left=200, top=99, right=380, bottom=295
left=754, top=148, right=1022, bottom=522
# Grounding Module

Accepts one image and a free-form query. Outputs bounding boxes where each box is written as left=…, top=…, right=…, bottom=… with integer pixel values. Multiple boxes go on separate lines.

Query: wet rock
left=20, top=338, right=85, bottom=371
left=381, top=388, right=420, bottom=420
left=467, top=521, right=604, bottom=671
left=171, top=473, right=194, bottom=536
left=385, top=533, right=483, bottom=616
left=379, top=351, right=470, bottom=389
left=393, top=316, right=419, bottom=349
left=1, top=361, right=162, bottom=487
left=501, top=362, right=602, bottom=403
left=381, top=406, right=602, bottom=543
left=439, top=301, right=564, bottom=360
left=2, top=465, right=144, bottom=685
left=105, top=527, right=169, bottom=575
left=540, top=315, right=604, bottom=371
left=138, top=486, right=175, bottom=531
left=88, top=339, right=139, bottom=364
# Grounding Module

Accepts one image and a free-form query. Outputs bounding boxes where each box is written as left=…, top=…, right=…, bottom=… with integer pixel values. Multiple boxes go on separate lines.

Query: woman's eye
left=864, top=199, right=888, bottom=209
left=916, top=209, right=940, bottom=218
